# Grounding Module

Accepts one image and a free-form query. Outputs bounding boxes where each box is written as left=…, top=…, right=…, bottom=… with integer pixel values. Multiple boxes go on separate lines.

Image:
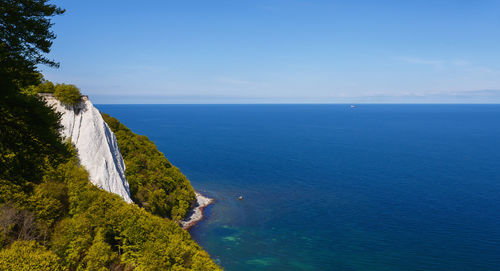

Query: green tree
left=0, top=240, right=64, bottom=271
left=0, top=0, right=68, bottom=194
left=23, top=77, right=57, bottom=95
left=29, top=180, right=68, bottom=227
left=101, top=113, right=196, bottom=221
left=0, top=0, right=64, bottom=91
left=0, top=93, right=69, bottom=189
left=50, top=158, right=220, bottom=270
left=83, top=229, right=117, bottom=271
left=54, top=83, right=82, bottom=106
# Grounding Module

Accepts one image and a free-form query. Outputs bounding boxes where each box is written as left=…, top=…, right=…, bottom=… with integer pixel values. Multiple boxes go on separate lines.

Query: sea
left=97, top=104, right=500, bottom=271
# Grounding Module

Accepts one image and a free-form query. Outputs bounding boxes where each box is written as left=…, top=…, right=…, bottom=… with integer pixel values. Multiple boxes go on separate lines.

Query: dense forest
left=0, top=0, right=220, bottom=269
left=101, top=114, right=196, bottom=221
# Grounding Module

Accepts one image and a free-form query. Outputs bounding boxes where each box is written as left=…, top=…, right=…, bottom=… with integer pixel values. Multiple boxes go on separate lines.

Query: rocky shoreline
left=180, top=192, right=214, bottom=230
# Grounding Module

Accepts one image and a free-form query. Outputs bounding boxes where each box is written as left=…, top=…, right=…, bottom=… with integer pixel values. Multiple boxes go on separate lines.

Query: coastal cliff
left=100, top=113, right=198, bottom=221
left=0, top=0, right=220, bottom=266
left=1, top=88, right=220, bottom=269
left=40, top=93, right=132, bottom=203
left=41, top=92, right=211, bottom=226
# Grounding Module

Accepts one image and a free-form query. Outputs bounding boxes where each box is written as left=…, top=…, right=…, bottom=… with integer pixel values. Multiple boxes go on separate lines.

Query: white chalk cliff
left=41, top=94, right=132, bottom=203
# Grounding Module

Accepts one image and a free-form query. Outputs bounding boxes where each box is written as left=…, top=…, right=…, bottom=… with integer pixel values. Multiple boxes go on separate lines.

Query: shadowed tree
left=0, top=0, right=65, bottom=91
left=0, top=0, right=68, bottom=187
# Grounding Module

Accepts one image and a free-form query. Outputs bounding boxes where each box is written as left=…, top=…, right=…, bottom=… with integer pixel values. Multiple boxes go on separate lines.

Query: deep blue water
left=97, top=104, right=500, bottom=271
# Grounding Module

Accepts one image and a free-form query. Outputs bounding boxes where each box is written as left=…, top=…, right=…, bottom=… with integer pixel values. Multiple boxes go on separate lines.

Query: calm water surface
left=98, top=104, right=500, bottom=271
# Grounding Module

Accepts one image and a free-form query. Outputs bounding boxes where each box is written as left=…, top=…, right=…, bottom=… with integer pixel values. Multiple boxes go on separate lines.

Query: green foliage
left=23, top=78, right=57, bottom=95
left=0, top=0, right=65, bottom=91
left=0, top=179, right=28, bottom=207
left=0, top=88, right=219, bottom=270
left=54, top=84, right=82, bottom=106
left=0, top=82, right=72, bottom=248
left=0, top=89, right=220, bottom=269
left=0, top=240, right=64, bottom=271
left=39, top=80, right=57, bottom=93
left=29, top=180, right=68, bottom=227
left=0, top=91, right=69, bottom=194
left=50, top=159, right=220, bottom=270
left=84, top=229, right=116, bottom=271
left=101, top=113, right=196, bottom=221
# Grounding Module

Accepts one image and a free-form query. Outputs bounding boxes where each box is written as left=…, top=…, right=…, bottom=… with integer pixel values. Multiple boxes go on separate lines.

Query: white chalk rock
left=41, top=94, right=132, bottom=203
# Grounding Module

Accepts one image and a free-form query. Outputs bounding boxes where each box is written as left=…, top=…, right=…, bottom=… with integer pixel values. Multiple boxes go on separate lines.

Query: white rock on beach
left=181, top=192, right=214, bottom=229
left=41, top=94, right=133, bottom=203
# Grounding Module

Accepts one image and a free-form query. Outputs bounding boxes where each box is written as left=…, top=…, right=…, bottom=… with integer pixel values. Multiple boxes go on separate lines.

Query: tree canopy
left=0, top=0, right=64, bottom=90
left=102, top=113, right=196, bottom=221
left=53, top=83, right=82, bottom=106
left=0, top=240, right=63, bottom=271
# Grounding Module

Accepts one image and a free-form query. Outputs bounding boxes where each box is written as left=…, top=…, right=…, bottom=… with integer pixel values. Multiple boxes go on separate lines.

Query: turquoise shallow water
left=98, top=104, right=500, bottom=271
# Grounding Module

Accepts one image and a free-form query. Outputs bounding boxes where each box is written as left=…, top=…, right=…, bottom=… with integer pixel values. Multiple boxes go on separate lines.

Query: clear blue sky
left=42, top=0, right=500, bottom=103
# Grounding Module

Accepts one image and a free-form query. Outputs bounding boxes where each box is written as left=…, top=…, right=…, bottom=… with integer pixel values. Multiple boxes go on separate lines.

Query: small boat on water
left=350, top=105, right=356, bottom=108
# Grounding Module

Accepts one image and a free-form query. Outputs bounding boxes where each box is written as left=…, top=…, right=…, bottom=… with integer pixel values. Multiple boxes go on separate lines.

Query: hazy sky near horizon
left=42, top=0, right=500, bottom=103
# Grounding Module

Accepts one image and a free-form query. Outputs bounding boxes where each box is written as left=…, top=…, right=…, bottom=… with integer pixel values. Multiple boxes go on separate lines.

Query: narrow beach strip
left=181, top=192, right=214, bottom=230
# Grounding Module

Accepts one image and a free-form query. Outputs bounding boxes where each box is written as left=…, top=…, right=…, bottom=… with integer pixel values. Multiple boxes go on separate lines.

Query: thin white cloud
left=398, top=56, right=500, bottom=75
left=213, top=77, right=255, bottom=85
left=451, top=59, right=469, bottom=66
left=398, top=56, right=444, bottom=67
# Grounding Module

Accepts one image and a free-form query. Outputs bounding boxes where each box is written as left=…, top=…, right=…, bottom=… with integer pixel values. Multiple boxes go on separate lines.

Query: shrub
left=0, top=240, right=63, bottom=271
left=38, top=80, right=56, bottom=93
left=54, top=84, right=82, bottom=106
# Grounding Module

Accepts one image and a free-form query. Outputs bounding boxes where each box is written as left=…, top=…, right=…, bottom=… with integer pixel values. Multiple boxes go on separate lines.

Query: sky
left=42, top=0, right=500, bottom=104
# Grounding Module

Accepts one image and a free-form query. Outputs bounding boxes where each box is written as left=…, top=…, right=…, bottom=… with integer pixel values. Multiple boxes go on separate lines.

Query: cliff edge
left=40, top=93, right=132, bottom=203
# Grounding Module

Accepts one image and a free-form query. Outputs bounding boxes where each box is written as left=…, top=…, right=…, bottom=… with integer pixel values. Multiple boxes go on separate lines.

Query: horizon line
left=95, top=102, right=500, bottom=105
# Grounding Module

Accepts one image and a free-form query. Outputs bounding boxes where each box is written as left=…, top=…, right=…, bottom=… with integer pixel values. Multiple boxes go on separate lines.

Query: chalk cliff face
left=41, top=94, right=132, bottom=203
